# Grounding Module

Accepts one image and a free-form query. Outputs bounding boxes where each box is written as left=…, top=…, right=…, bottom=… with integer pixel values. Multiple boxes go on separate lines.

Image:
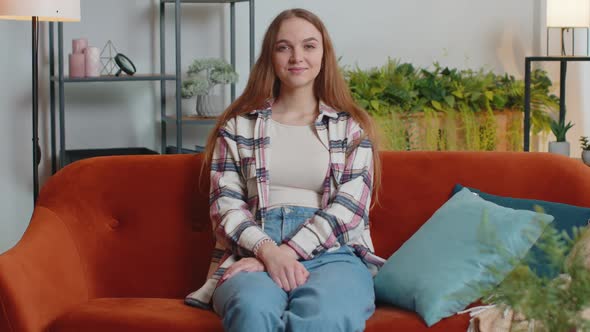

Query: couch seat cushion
left=50, top=298, right=223, bottom=332
left=367, top=305, right=470, bottom=331
left=50, top=298, right=470, bottom=331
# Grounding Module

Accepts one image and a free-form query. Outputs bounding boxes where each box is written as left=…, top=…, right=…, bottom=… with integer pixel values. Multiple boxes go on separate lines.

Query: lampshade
left=0, top=0, right=80, bottom=22
left=547, top=0, right=590, bottom=27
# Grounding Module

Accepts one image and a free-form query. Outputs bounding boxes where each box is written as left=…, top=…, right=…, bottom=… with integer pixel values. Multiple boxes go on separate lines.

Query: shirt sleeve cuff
left=238, top=225, right=273, bottom=253
left=284, top=231, right=321, bottom=260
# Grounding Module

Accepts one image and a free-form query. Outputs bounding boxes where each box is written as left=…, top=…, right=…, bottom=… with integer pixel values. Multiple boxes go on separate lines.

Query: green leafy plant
left=182, top=58, right=238, bottom=98
left=459, top=211, right=590, bottom=332
left=550, top=119, right=574, bottom=142
left=344, top=59, right=559, bottom=151
left=581, top=136, right=590, bottom=151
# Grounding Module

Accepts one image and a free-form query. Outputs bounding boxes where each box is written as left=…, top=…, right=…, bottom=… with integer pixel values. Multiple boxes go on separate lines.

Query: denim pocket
left=263, top=221, right=281, bottom=244
left=282, top=206, right=318, bottom=240
left=264, top=206, right=320, bottom=243
left=263, top=209, right=283, bottom=244
left=284, top=206, right=318, bottom=219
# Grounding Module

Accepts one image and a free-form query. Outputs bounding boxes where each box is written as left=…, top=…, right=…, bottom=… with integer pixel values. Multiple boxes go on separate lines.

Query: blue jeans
left=212, top=205, right=375, bottom=332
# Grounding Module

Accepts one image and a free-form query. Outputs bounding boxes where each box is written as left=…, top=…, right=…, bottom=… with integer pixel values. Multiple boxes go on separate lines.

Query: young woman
left=185, top=8, right=385, bottom=331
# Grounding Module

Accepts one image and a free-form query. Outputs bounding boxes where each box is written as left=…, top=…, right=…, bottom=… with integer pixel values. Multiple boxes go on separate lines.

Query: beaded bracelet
left=253, top=238, right=277, bottom=257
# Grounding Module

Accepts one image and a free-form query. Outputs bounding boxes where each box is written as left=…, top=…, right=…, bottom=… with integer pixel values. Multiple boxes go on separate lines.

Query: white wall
left=0, top=22, right=36, bottom=253
left=3, top=0, right=586, bottom=253
left=259, top=1, right=537, bottom=72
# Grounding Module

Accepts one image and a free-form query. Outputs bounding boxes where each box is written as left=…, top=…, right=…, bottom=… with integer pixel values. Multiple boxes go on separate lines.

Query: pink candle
left=84, top=47, right=100, bottom=77
left=72, top=38, right=88, bottom=54
left=69, top=53, right=85, bottom=78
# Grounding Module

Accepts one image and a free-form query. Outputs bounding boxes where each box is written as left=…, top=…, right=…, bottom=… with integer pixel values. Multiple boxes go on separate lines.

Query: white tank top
left=267, top=118, right=330, bottom=209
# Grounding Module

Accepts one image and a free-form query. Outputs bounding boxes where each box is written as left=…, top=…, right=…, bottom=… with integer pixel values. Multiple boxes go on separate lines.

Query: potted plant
left=181, top=58, right=238, bottom=117
left=461, top=219, right=590, bottom=332
left=581, top=136, right=590, bottom=166
left=548, top=119, right=574, bottom=156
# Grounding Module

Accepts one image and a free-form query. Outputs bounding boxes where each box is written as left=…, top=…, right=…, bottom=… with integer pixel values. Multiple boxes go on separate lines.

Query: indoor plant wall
left=344, top=59, right=558, bottom=152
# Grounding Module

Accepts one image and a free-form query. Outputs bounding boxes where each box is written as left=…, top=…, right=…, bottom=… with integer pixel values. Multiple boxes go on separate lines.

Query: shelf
left=526, top=56, right=590, bottom=61
left=49, top=0, right=254, bottom=173
left=162, top=0, right=250, bottom=4
left=51, top=74, right=177, bottom=83
left=164, top=115, right=218, bottom=125
left=165, top=145, right=205, bottom=154
left=64, top=147, right=159, bottom=165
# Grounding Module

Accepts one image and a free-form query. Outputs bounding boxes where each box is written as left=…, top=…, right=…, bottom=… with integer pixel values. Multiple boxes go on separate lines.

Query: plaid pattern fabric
left=185, top=99, right=385, bottom=309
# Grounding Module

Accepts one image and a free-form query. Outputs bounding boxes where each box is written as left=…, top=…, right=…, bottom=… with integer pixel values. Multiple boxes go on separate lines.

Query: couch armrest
left=0, top=207, right=87, bottom=332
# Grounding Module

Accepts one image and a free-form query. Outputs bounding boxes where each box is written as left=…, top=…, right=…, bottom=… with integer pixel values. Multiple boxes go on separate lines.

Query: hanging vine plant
left=344, top=59, right=559, bottom=151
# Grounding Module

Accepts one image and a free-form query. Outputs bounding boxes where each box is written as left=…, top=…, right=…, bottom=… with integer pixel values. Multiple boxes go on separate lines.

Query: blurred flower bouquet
left=181, top=58, right=238, bottom=116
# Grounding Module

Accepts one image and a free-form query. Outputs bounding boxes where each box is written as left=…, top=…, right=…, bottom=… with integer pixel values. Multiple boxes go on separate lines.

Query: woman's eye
left=304, top=44, right=316, bottom=49
left=276, top=45, right=290, bottom=51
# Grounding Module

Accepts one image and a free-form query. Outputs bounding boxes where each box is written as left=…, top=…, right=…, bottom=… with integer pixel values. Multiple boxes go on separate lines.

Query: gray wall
left=0, top=23, right=35, bottom=253
left=2, top=0, right=585, bottom=253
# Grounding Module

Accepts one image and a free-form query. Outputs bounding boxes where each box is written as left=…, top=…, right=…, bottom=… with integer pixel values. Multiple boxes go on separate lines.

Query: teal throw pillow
left=452, top=184, right=590, bottom=278
left=374, top=187, right=554, bottom=327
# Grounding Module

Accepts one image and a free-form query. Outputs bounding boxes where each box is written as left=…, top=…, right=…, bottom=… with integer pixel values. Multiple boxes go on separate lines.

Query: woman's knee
left=213, top=272, right=287, bottom=315
left=283, top=259, right=375, bottom=331
left=213, top=272, right=288, bottom=332
left=285, top=286, right=374, bottom=331
left=284, top=304, right=373, bottom=332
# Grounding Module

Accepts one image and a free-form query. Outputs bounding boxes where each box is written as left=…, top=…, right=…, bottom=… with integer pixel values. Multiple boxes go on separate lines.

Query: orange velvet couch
left=1, top=151, right=589, bottom=332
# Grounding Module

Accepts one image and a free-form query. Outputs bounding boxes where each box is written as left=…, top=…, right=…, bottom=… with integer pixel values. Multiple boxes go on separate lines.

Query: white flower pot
left=196, top=94, right=224, bottom=117
left=582, top=150, right=590, bottom=166
left=182, top=96, right=197, bottom=116
left=548, top=141, right=570, bottom=157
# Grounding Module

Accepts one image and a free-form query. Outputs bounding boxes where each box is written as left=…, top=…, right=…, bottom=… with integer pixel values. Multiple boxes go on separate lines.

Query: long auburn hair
left=201, top=8, right=382, bottom=206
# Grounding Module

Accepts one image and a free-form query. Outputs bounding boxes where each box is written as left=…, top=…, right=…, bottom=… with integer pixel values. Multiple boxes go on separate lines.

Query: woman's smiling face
left=272, top=17, right=324, bottom=93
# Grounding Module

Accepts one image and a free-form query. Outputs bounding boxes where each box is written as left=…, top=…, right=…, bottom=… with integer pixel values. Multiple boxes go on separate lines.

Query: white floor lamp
left=0, top=0, right=80, bottom=203
left=546, top=0, right=590, bottom=55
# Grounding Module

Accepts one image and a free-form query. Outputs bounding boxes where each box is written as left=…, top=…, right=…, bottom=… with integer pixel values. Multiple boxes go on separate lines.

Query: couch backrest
left=39, top=154, right=213, bottom=299
left=369, top=151, right=590, bottom=258
left=38, top=152, right=590, bottom=298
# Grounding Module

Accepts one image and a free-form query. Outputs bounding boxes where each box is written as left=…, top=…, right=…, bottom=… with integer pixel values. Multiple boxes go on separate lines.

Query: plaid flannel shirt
left=185, top=99, right=385, bottom=309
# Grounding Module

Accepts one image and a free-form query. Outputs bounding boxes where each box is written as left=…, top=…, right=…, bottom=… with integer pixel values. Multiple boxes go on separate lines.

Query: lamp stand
left=561, top=27, right=570, bottom=56
left=32, top=16, right=41, bottom=203
left=546, top=27, right=590, bottom=56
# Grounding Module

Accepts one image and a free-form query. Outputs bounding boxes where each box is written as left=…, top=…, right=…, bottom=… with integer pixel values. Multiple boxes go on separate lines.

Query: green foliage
left=441, top=109, right=458, bottom=150
left=423, top=107, right=440, bottom=150
left=344, top=59, right=559, bottom=151
left=373, top=113, right=409, bottom=151
left=461, top=210, right=590, bottom=332
left=580, top=136, right=590, bottom=151
left=550, top=119, right=574, bottom=142
left=460, top=104, right=480, bottom=150
left=479, top=109, right=498, bottom=151
left=182, top=79, right=208, bottom=97
left=506, top=114, right=523, bottom=152
left=182, top=58, right=238, bottom=98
